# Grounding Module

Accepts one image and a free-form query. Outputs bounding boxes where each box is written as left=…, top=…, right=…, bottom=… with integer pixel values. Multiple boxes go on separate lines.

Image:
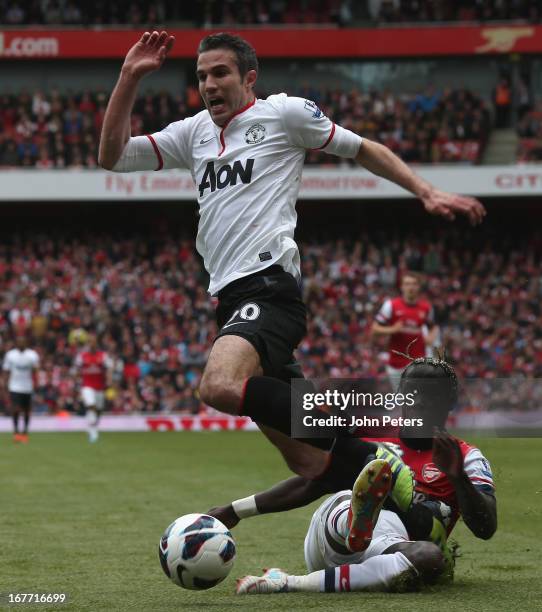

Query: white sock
left=86, top=409, right=99, bottom=442
left=287, top=553, right=416, bottom=593
left=287, top=571, right=323, bottom=593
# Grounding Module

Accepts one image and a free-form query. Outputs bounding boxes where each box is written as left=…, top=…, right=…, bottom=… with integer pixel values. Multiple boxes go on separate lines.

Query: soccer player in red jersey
left=209, top=358, right=497, bottom=594
left=372, top=272, right=440, bottom=390
left=74, top=334, right=113, bottom=443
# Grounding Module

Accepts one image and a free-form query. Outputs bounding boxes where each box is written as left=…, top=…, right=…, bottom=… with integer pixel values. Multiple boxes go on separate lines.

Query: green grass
left=1, top=433, right=541, bottom=611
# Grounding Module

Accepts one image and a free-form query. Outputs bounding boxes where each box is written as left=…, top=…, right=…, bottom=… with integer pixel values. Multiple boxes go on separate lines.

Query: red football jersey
left=375, top=297, right=433, bottom=368
left=371, top=436, right=495, bottom=534
left=75, top=351, right=112, bottom=390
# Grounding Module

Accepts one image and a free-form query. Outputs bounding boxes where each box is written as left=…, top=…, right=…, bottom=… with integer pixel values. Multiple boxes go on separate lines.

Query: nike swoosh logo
left=200, top=137, right=214, bottom=145
left=222, top=321, right=250, bottom=329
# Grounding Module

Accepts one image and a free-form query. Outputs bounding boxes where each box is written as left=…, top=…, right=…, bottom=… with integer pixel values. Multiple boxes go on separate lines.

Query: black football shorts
left=10, top=391, right=32, bottom=410
left=215, top=265, right=307, bottom=382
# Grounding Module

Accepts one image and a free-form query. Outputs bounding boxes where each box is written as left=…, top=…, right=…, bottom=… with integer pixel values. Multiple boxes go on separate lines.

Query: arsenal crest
left=422, top=463, right=442, bottom=483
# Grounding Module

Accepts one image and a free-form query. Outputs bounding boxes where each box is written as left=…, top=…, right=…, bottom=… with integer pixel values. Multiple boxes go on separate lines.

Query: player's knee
left=199, top=375, right=241, bottom=415
left=198, top=376, right=225, bottom=411
left=401, top=541, right=445, bottom=583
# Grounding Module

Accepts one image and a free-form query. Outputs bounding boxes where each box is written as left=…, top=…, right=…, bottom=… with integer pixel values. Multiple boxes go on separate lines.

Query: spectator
left=4, top=1, right=25, bottom=24
left=43, top=0, right=62, bottom=24
left=63, top=2, right=83, bottom=24
left=494, top=78, right=512, bottom=128
left=0, top=141, right=19, bottom=167
left=35, top=146, right=55, bottom=169
left=517, top=99, right=542, bottom=162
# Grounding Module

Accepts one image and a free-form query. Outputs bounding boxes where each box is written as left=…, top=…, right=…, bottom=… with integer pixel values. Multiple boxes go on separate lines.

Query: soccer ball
left=158, top=513, right=236, bottom=590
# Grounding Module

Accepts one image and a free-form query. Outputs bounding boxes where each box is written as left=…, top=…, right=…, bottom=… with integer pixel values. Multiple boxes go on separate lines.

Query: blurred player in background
left=74, top=333, right=113, bottom=443
left=2, top=334, right=40, bottom=443
left=372, top=272, right=439, bottom=390
left=99, top=30, right=484, bottom=484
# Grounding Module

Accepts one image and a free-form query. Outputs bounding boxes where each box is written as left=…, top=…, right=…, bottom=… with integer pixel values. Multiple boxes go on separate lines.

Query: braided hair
left=397, top=350, right=458, bottom=413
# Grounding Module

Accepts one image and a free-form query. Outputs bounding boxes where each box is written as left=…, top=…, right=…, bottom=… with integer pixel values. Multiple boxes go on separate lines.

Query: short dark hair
left=198, top=32, right=258, bottom=78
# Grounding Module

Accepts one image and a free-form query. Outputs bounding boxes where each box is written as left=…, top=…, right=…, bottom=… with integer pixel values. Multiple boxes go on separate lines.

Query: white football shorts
left=304, top=491, right=410, bottom=572
left=81, top=387, right=105, bottom=410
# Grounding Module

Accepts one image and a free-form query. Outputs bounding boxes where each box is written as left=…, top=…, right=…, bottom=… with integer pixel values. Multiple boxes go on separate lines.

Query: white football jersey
left=3, top=348, right=40, bottom=393
left=113, top=94, right=362, bottom=294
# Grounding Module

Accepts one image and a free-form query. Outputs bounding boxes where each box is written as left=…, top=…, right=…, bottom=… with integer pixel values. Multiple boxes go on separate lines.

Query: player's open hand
left=206, top=504, right=240, bottom=529
left=422, top=189, right=486, bottom=225
left=122, top=31, right=175, bottom=79
left=433, top=429, right=464, bottom=481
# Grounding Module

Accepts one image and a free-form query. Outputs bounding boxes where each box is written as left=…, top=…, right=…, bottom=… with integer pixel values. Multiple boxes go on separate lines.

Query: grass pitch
left=1, top=432, right=541, bottom=611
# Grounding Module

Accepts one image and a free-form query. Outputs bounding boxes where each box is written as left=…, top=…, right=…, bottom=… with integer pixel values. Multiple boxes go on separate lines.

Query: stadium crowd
left=2, top=0, right=540, bottom=26
left=0, top=0, right=353, bottom=27
left=0, top=85, right=490, bottom=169
left=1, top=224, right=540, bottom=415
left=370, top=0, right=542, bottom=23
left=517, top=99, right=542, bottom=162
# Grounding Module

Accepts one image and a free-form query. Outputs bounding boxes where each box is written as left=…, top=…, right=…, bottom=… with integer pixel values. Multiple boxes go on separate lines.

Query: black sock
left=13, top=413, right=19, bottom=434
left=241, top=377, right=379, bottom=469
left=23, top=411, right=30, bottom=434
left=315, top=439, right=380, bottom=490
left=241, top=376, right=335, bottom=449
left=331, top=437, right=378, bottom=465
left=316, top=452, right=369, bottom=491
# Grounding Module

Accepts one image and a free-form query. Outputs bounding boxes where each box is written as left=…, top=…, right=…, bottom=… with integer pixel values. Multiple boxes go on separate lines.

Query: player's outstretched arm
left=98, top=31, right=175, bottom=170
left=207, top=476, right=333, bottom=528
left=433, top=431, right=497, bottom=539
left=355, top=139, right=486, bottom=225
left=371, top=321, right=403, bottom=337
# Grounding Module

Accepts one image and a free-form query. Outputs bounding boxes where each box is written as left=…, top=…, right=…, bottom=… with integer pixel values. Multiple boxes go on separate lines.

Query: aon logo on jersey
left=198, top=159, right=255, bottom=197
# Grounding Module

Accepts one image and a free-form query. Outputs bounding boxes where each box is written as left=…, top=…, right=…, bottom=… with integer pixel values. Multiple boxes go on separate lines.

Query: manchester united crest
left=245, top=123, right=266, bottom=144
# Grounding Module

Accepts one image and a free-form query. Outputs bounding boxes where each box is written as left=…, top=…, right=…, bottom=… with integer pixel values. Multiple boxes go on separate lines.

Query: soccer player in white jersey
left=2, top=335, right=40, bottom=443
left=98, top=31, right=486, bottom=487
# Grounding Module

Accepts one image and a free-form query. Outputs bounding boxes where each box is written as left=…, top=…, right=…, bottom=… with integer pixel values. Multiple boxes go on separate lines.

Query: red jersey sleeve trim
left=145, top=134, right=163, bottom=171
left=238, top=378, right=250, bottom=415
left=313, top=122, right=336, bottom=151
